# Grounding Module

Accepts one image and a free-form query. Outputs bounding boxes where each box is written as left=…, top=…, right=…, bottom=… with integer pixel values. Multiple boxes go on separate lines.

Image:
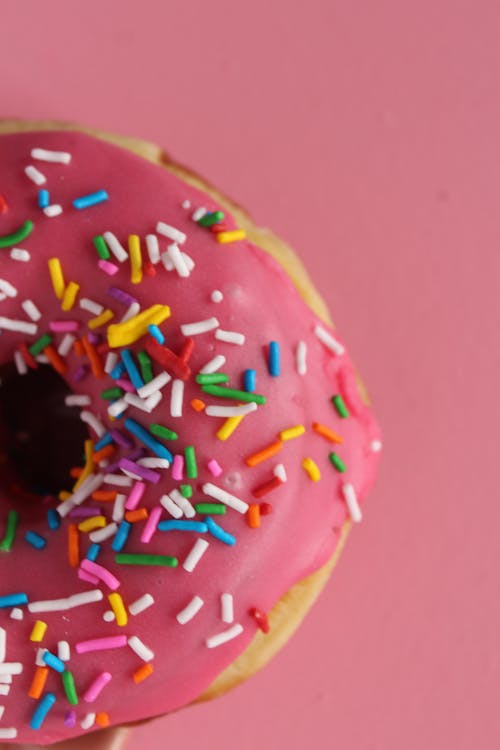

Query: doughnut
left=0, top=120, right=381, bottom=745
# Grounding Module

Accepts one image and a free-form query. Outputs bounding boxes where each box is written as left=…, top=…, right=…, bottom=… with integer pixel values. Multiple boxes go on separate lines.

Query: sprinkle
left=202, top=482, right=249, bottom=513
left=119, top=457, right=161, bottom=483
left=183, top=445, right=197, bottom=479
left=61, top=281, right=80, bottom=311
left=29, top=333, right=52, bottom=356
left=171, top=454, right=184, bottom=481
left=302, top=457, right=321, bottom=481
left=28, top=666, right=49, bottom=699
left=81, top=335, right=105, bottom=378
left=279, top=424, right=306, bottom=441
left=0, top=661, right=22, bottom=673
left=0, top=729, right=17, bottom=739
left=156, top=220, right=186, bottom=245
left=252, top=476, right=283, bottom=498
left=180, top=485, right=193, bottom=498
left=0, top=511, right=19, bottom=552
left=88, top=309, right=114, bottom=329
left=123, top=480, right=146, bottom=511
left=25, top=530, right=46, bottom=550
left=14, top=349, right=28, bottom=375
left=329, top=452, right=346, bottom=472
left=192, top=206, right=206, bottom=221
left=102, top=231, right=128, bottom=262
left=314, top=324, right=345, bottom=356
left=211, top=289, right=223, bottom=303
left=202, top=385, right=266, bottom=404
left=111, top=521, right=131, bottom=552
left=169, top=489, right=196, bottom=518
left=22, top=299, right=42, bottom=321
left=206, top=623, right=244, bottom=648
left=31, top=147, right=71, bottom=164
left=107, top=304, right=171, bottom=348
left=38, top=189, right=50, bottom=208
left=93, top=235, right=110, bottom=260
left=120, top=302, right=141, bottom=323
left=115, top=553, right=178, bottom=567
left=98, top=259, right=119, bottom=276
left=198, top=210, right=224, bottom=226
left=9, top=608, right=23, bottom=620
left=194, top=503, right=226, bottom=515
left=78, top=516, right=107, bottom=533
left=332, top=394, right=350, bottom=418
left=25, top=164, right=47, bottom=185
left=215, top=328, right=245, bottom=345
left=57, top=333, right=75, bottom=356
left=57, top=641, right=71, bottom=662
left=183, top=538, right=209, bottom=572
left=176, top=595, right=204, bottom=624
left=137, top=350, right=153, bottom=383
left=170, top=379, right=184, bottom=417
left=89, top=524, right=117, bottom=543
left=0, top=220, right=34, bottom=250
left=180, top=317, right=219, bottom=336
left=96, top=712, right=110, bottom=727
left=10, top=247, right=30, bottom=261
left=158, top=520, right=207, bottom=533
left=48, top=258, right=65, bottom=299
left=215, top=229, right=246, bottom=244
left=0, top=278, right=17, bottom=298
left=80, top=713, right=96, bottom=729
left=139, top=505, right=161, bottom=543
left=268, top=341, right=280, bottom=376
left=149, top=423, right=178, bottom=441
left=62, top=670, right=78, bottom=705
left=80, top=559, right=120, bottom=590
left=43, top=651, right=65, bottom=673
left=247, top=504, right=260, bottom=528
left=76, top=636, right=127, bottom=654
left=342, top=483, right=362, bottom=522
left=245, top=440, right=282, bottom=467
left=44, top=204, right=63, bottom=218
left=0, top=316, right=37, bottom=334
left=80, top=410, right=106, bottom=438
left=207, top=459, right=223, bottom=477
left=249, top=607, right=270, bottom=633
left=112, top=494, right=127, bottom=522
left=243, top=368, right=256, bottom=392
left=83, top=672, right=112, bottom=703
left=204, top=516, right=235, bottom=545
left=68, top=524, right=79, bottom=567
left=0, top=194, right=7, bottom=213
left=27, top=590, right=103, bottom=613
left=160, top=494, right=183, bottom=519
left=312, top=422, right=343, bottom=444
left=73, top=189, right=109, bottom=210
left=128, top=234, right=143, bottom=284
left=30, top=621, right=48, bottom=642
left=133, top=663, right=154, bottom=684
left=129, top=594, right=155, bottom=616
left=164, top=242, right=190, bottom=276
left=216, top=414, right=245, bottom=440
left=371, top=439, right=383, bottom=452
left=190, top=398, right=206, bottom=412
left=29, top=692, right=56, bottom=730
left=221, top=593, right=234, bottom=624
left=137, top=371, right=171, bottom=399
left=127, top=636, right=154, bottom=662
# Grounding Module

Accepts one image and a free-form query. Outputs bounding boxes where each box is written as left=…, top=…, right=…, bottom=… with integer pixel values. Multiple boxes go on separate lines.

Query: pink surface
left=0, top=2, right=498, bottom=749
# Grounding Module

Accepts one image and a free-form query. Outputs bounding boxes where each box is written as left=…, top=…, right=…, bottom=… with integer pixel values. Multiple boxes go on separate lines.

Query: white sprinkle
left=156, top=221, right=187, bottom=245
left=0, top=663, right=22, bottom=675
left=43, top=204, right=63, bottom=218
left=25, top=164, right=46, bottom=185
left=36, top=354, right=49, bottom=364
left=0, top=675, right=12, bottom=685
left=31, top=147, right=71, bottom=164
left=314, top=324, right=345, bottom=356
left=89, top=523, right=118, bottom=543
left=112, top=494, right=127, bottom=522
left=104, top=474, right=133, bottom=487
left=13, top=350, right=28, bottom=375
left=65, top=394, right=91, bottom=407
left=182, top=199, right=191, bottom=209
left=145, top=234, right=161, bottom=264
left=342, top=483, right=362, bottom=523
left=124, top=391, right=162, bottom=413
left=183, top=538, right=209, bottom=572
left=81, top=713, right=96, bottom=730
left=206, top=623, right=244, bottom=649
left=80, top=410, right=106, bottom=437
left=165, top=243, right=190, bottom=277
left=199, top=354, right=226, bottom=374
left=160, top=252, right=174, bottom=271
left=181, top=251, right=195, bottom=271
left=0, top=279, right=17, bottom=298
left=0, top=317, right=38, bottom=335
left=137, top=370, right=171, bottom=399
left=0, top=628, right=5, bottom=663
left=120, top=302, right=141, bottom=323
left=9, top=608, right=23, bottom=621
left=274, top=463, right=288, bottom=482
left=103, top=610, right=115, bottom=622
left=21, top=299, right=42, bottom=321
left=127, top=636, right=154, bottom=662
left=205, top=403, right=257, bottom=418
left=170, top=379, right=184, bottom=418
left=10, top=247, right=30, bottom=262
left=176, top=595, right=204, bottom=624
left=160, top=494, right=184, bottom=519
left=192, top=207, right=206, bottom=221
left=296, top=340, right=307, bottom=375
left=79, top=297, right=104, bottom=315
left=129, top=594, right=155, bottom=616
left=202, top=482, right=249, bottom=514
left=102, top=232, right=128, bottom=263
left=215, top=329, right=245, bottom=345
left=211, top=289, right=223, bottom=303
left=137, top=457, right=170, bottom=470
left=221, top=593, right=234, bottom=624
left=180, top=317, right=219, bottom=336
left=0, top=729, right=17, bottom=740
left=0, top=707, right=5, bottom=720
left=371, top=439, right=383, bottom=452
left=57, top=333, right=75, bottom=356
left=104, top=351, right=119, bottom=374
left=169, top=489, right=195, bottom=518
left=28, top=590, right=104, bottom=613
left=57, top=474, right=104, bottom=517
left=0, top=686, right=11, bottom=696
left=108, top=398, right=128, bottom=419
left=57, top=641, right=70, bottom=662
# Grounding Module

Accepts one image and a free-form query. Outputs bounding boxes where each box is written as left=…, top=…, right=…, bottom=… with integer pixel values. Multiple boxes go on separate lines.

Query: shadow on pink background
left=1, top=2, right=498, bottom=748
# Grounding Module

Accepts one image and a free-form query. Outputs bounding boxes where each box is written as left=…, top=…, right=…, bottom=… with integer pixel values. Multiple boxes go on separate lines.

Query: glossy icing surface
left=0, top=131, right=380, bottom=744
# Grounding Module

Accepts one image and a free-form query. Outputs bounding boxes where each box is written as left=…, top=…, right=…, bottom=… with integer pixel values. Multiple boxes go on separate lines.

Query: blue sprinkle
left=269, top=341, right=280, bottom=376
left=204, top=516, right=236, bottom=546
left=111, top=521, right=131, bottom=552
left=86, top=543, right=101, bottom=562
left=124, top=418, right=173, bottom=462
left=158, top=520, right=208, bottom=533
left=121, top=349, right=144, bottom=389
left=38, top=189, right=50, bottom=209
left=73, top=189, right=109, bottom=210
left=25, top=530, right=47, bottom=550
left=30, top=692, right=57, bottom=730
left=110, top=361, right=126, bottom=380
left=43, top=651, right=65, bottom=673
left=148, top=324, right=165, bottom=345
left=243, top=368, right=256, bottom=392
left=47, top=509, right=61, bottom=530
left=0, top=592, right=28, bottom=609
left=94, top=432, right=113, bottom=451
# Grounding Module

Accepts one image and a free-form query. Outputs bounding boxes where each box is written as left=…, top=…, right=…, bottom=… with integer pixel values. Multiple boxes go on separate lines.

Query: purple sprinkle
left=110, top=429, right=134, bottom=449
left=88, top=332, right=103, bottom=345
left=64, top=710, right=76, bottom=728
left=106, top=448, right=145, bottom=473
left=119, top=458, right=161, bottom=484
left=68, top=507, right=103, bottom=519
left=72, top=364, right=89, bottom=382
left=108, top=287, right=138, bottom=307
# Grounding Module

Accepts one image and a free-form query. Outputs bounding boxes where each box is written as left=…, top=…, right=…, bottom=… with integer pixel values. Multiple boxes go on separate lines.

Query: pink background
left=1, top=2, right=498, bottom=748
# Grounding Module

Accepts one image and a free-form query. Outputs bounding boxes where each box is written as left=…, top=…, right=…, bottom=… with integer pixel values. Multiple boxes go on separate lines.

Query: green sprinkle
left=93, top=235, right=110, bottom=260
left=195, top=373, right=229, bottom=385
left=332, top=394, right=349, bottom=418
left=201, top=385, right=266, bottom=404
left=101, top=387, right=124, bottom=400
left=137, top=351, right=153, bottom=384
left=29, top=333, right=52, bottom=356
left=184, top=446, right=198, bottom=479
left=194, top=503, right=227, bottom=515
left=115, top=553, right=178, bottom=567
left=197, top=210, right=225, bottom=227
left=329, top=452, right=346, bottom=473
left=180, top=484, right=193, bottom=498
left=0, top=220, right=34, bottom=249
left=150, top=424, right=178, bottom=441
left=0, top=510, right=19, bottom=552
left=62, top=670, right=78, bottom=705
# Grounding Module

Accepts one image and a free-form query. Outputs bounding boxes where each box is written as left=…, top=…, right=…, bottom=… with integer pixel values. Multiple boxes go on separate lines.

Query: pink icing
left=0, top=131, right=380, bottom=744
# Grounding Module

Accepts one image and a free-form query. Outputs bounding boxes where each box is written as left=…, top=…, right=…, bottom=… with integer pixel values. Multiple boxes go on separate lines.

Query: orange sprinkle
left=81, top=335, right=105, bottom=378
left=245, top=440, right=283, bottom=467
left=191, top=398, right=206, bottom=412
left=58, top=490, right=71, bottom=502
left=95, top=712, right=110, bottom=727
left=91, top=490, right=117, bottom=503
left=68, top=523, right=79, bottom=568
left=28, top=666, right=49, bottom=699
left=73, top=338, right=84, bottom=357
left=247, top=503, right=261, bottom=528
left=133, top=663, right=154, bottom=684
left=43, top=344, right=67, bottom=375
left=312, top=422, right=344, bottom=444
left=125, top=508, right=149, bottom=523
left=92, top=444, right=116, bottom=463
left=70, top=467, right=83, bottom=478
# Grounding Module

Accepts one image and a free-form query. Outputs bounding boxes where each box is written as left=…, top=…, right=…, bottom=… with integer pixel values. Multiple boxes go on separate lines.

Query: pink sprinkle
left=125, top=481, right=146, bottom=510
left=98, top=259, right=119, bottom=276
left=75, top=636, right=127, bottom=654
left=80, top=559, right=120, bottom=590
left=83, top=671, right=112, bottom=702
left=140, top=505, right=162, bottom=543
left=49, top=320, right=80, bottom=332
left=116, top=377, right=135, bottom=393
left=207, top=459, right=223, bottom=477
left=172, top=454, right=184, bottom=481
left=64, top=711, right=76, bottom=728
left=78, top=568, right=100, bottom=586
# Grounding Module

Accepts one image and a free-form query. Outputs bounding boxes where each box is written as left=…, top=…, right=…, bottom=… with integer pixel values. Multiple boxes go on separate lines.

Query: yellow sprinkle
left=58, top=491, right=71, bottom=502
left=216, top=415, right=245, bottom=441
left=48, top=258, right=65, bottom=299
left=77, top=515, right=107, bottom=533
left=129, top=234, right=142, bottom=284
left=279, top=424, right=306, bottom=441
left=216, top=229, right=246, bottom=244
left=30, top=620, right=47, bottom=643
left=108, top=593, right=128, bottom=626
left=107, top=304, right=171, bottom=348
left=88, top=309, right=114, bottom=330
left=302, top=457, right=321, bottom=482
left=73, top=440, right=95, bottom=491
left=61, top=281, right=80, bottom=311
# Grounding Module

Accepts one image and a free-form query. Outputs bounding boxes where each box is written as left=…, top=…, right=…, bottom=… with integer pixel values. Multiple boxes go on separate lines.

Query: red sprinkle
left=259, top=503, right=273, bottom=516
left=143, top=261, right=157, bottom=277
left=145, top=338, right=191, bottom=381
left=251, top=476, right=283, bottom=499
left=0, top=194, right=8, bottom=214
left=18, top=342, right=38, bottom=370
left=249, top=607, right=270, bottom=633
left=179, top=336, right=195, bottom=363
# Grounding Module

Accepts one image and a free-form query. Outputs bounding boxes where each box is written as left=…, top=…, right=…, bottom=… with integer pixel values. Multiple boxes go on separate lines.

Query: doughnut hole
left=0, top=363, right=88, bottom=499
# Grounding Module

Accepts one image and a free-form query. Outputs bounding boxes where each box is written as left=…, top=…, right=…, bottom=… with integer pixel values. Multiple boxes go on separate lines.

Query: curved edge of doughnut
left=0, top=118, right=356, bottom=709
